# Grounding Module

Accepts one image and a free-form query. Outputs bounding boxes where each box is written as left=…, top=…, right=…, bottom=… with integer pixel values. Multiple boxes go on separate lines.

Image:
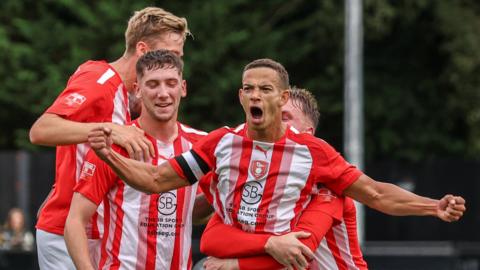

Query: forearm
left=372, top=182, right=438, bottom=216
left=29, top=113, right=102, bottom=146
left=64, top=218, right=95, bottom=270
left=345, top=175, right=438, bottom=216
left=104, top=151, right=188, bottom=194
left=200, top=214, right=270, bottom=257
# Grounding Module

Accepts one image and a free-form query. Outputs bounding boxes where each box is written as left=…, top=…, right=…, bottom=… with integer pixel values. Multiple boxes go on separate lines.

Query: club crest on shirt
left=64, top=92, right=86, bottom=107
left=79, top=161, right=96, bottom=179
left=250, top=160, right=269, bottom=179
left=317, top=187, right=337, bottom=202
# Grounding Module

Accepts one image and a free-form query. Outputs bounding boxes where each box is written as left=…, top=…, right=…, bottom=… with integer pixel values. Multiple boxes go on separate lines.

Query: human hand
left=264, top=231, right=314, bottom=270
left=108, top=123, right=154, bottom=161
left=88, top=126, right=113, bottom=161
left=437, top=194, right=466, bottom=222
left=203, top=257, right=239, bottom=270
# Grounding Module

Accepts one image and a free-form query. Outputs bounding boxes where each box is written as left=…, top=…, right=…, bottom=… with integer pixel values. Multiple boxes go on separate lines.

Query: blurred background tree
left=0, top=0, right=479, bottom=164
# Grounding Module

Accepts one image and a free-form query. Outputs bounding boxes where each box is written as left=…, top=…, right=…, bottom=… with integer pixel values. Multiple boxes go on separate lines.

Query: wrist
left=264, top=236, right=274, bottom=254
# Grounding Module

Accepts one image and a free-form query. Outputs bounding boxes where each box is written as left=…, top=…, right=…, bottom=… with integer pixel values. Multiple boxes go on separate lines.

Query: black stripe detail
left=175, top=155, right=198, bottom=185
left=190, top=150, right=210, bottom=174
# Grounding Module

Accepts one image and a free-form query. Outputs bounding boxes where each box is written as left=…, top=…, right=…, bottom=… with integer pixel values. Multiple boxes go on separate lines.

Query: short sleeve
left=74, top=148, right=119, bottom=205
left=170, top=128, right=227, bottom=184
left=312, top=140, right=363, bottom=195
left=46, top=68, right=114, bottom=122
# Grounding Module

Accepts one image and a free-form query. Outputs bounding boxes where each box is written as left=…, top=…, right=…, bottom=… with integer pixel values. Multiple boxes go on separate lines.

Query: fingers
left=292, top=251, right=308, bottom=270
left=126, top=138, right=153, bottom=161
left=124, top=144, right=135, bottom=160
left=140, top=138, right=154, bottom=162
left=111, top=125, right=155, bottom=161
left=292, top=231, right=311, bottom=239
left=300, top=244, right=315, bottom=260
left=443, top=195, right=466, bottom=222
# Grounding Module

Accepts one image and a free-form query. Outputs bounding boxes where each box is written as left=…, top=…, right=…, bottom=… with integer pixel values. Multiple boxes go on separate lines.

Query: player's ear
left=133, top=82, right=141, bottom=98
left=135, top=41, right=149, bottom=56
left=306, top=126, right=314, bottom=135
left=181, top=80, right=187, bottom=98
left=279, top=88, right=290, bottom=106
left=238, top=88, right=244, bottom=106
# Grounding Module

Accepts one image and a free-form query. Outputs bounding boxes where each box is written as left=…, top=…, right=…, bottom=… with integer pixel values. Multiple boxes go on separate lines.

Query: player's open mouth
left=250, top=106, right=263, bottom=121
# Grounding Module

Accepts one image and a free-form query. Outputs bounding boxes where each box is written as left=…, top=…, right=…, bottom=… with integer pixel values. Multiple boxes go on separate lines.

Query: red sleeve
left=238, top=255, right=284, bottom=270
left=200, top=214, right=271, bottom=258
left=190, top=127, right=228, bottom=169
left=239, top=194, right=344, bottom=270
left=312, top=140, right=363, bottom=195
left=74, top=147, right=122, bottom=205
left=168, top=158, right=187, bottom=179
left=169, top=128, right=228, bottom=184
left=46, top=68, right=113, bottom=122
left=292, top=193, right=344, bottom=251
left=198, top=172, right=215, bottom=205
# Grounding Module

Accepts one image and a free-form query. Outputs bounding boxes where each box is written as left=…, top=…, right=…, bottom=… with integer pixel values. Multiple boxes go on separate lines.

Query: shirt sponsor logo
left=64, top=93, right=86, bottom=107
left=158, top=191, right=177, bottom=215
left=242, top=181, right=263, bottom=205
left=250, top=160, right=269, bottom=179
left=80, top=161, right=96, bottom=179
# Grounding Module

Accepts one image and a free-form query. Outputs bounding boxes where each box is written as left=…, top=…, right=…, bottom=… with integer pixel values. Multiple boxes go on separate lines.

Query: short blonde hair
left=290, top=86, right=320, bottom=130
left=125, top=7, right=191, bottom=53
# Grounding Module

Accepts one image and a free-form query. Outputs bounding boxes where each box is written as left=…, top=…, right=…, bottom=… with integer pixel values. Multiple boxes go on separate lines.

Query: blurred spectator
left=0, top=208, right=34, bottom=251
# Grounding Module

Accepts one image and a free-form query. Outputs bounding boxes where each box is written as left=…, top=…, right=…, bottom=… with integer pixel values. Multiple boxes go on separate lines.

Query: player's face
left=282, top=99, right=314, bottom=135
left=137, top=67, right=186, bottom=122
left=239, top=67, right=289, bottom=131
left=150, top=32, right=185, bottom=57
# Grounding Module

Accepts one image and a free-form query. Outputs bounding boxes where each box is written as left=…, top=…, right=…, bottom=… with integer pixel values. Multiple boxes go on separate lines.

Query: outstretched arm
left=344, top=174, right=466, bottom=221
left=88, top=126, right=190, bottom=194
left=30, top=113, right=154, bottom=160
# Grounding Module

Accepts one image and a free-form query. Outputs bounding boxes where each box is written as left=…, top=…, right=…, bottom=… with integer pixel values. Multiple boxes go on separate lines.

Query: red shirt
left=169, top=124, right=362, bottom=234
left=36, top=60, right=129, bottom=236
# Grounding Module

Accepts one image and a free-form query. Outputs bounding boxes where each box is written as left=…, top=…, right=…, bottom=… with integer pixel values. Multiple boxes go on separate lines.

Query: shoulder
left=68, top=60, right=122, bottom=90
left=206, top=125, right=238, bottom=140
left=179, top=123, right=208, bottom=143
left=287, top=128, right=340, bottom=158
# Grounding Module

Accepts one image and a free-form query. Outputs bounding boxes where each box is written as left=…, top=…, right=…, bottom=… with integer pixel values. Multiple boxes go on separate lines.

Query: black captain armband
left=174, top=150, right=210, bottom=185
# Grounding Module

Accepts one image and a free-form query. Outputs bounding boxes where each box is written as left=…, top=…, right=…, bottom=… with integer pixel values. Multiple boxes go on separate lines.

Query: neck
left=247, top=121, right=286, bottom=142
left=110, top=53, right=137, bottom=92
left=137, top=114, right=178, bottom=144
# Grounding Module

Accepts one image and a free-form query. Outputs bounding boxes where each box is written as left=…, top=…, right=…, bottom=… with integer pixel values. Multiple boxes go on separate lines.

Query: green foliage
left=0, top=0, right=479, bottom=162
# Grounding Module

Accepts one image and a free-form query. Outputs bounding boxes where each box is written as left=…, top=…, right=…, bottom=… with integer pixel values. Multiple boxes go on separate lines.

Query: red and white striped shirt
left=75, top=121, right=206, bottom=270
left=170, top=124, right=361, bottom=234
left=36, top=60, right=129, bottom=236
left=311, top=197, right=367, bottom=270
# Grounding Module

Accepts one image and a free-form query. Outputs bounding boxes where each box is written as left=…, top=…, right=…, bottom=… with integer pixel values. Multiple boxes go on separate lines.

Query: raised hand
left=88, top=126, right=113, bottom=161
left=108, top=124, right=155, bottom=161
left=437, top=194, right=466, bottom=222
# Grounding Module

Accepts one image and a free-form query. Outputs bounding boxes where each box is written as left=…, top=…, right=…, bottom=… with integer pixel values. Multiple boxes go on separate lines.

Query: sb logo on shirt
left=158, top=192, right=177, bottom=215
